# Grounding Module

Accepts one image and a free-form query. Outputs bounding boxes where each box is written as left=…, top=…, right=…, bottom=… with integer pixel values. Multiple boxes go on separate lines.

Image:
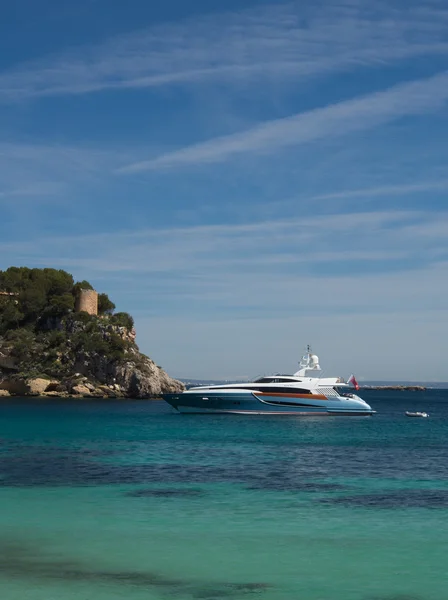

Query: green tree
left=73, top=280, right=93, bottom=296
left=0, top=300, right=24, bottom=334
left=43, top=269, right=74, bottom=296
left=0, top=266, right=31, bottom=292
left=98, top=293, right=115, bottom=315
left=71, top=311, right=94, bottom=324
left=7, top=328, right=42, bottom=365
left=19, top=286, right=47, bottom=321
left=111, top=312, right=134, bottom=329
left=0, top=266, right=135, bottom=379
left=48, top=293, right=75, bottom=315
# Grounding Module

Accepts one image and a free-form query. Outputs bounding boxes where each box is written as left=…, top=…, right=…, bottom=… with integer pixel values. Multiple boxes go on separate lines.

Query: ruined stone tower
left=75, top=289, right=98, bottom=315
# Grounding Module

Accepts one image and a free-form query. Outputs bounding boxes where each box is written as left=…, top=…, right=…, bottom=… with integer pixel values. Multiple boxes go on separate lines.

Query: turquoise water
left=1, top=391, right=448, bottom=600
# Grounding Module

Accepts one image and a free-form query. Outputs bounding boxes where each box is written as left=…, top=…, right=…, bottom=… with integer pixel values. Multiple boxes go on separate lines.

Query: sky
left=1, top=0, right=448, bottom=381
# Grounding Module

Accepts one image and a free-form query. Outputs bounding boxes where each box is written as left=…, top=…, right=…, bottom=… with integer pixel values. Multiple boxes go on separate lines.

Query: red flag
left=348, top=374, right=360, bottom=391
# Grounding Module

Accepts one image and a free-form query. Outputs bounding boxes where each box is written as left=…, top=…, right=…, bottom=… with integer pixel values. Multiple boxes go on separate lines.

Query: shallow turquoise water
left=0, top=391, right=447, bottom=600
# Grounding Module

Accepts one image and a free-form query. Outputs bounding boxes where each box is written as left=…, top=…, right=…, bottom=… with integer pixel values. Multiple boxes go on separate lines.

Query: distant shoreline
left=361, top=385, right=426, bottom=391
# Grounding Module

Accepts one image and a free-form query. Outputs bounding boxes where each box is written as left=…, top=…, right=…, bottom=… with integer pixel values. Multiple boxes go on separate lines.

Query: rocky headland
left=0, top=267, right=184, bottom=399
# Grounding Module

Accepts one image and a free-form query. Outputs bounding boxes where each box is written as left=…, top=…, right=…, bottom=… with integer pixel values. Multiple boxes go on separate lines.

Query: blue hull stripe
left=162, top=391, right=374, bottom=415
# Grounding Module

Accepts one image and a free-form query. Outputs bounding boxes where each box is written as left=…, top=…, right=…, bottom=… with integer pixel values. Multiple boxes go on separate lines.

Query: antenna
left=294, top=345, right=321, bottom=377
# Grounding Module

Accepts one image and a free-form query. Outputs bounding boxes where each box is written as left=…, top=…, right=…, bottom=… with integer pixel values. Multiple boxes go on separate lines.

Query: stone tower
left=75, top=289, right=98, bottom=315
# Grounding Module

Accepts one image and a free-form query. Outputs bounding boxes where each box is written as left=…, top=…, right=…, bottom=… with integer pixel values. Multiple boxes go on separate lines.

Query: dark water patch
left=246, top=477, right=347, bottom=493
left=2, top=443, right=448, bottom=491
left=0, top=446, right=340, bottom=489
left=2, top=443, right=444, bottom=490
left=0, top=540, right=270, bottom=598
left=126, top=487, right=205, bottom=498
left=322, top=489, right=448, bottom=509
left=234, top=446, right=448, bottom=487
left=366, top=596, right=424, bottom=600
left=0, top=447, right=234, bottom=487
left=190, top=583, right=269, bottom=599
left=0, top=441, right=117, bottom=457
left=0, top=450, right=125, bottom=486
left=3, top=402, right=448, bottom=489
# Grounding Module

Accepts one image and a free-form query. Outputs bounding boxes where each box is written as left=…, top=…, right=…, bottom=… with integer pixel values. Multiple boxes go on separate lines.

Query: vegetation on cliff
left=0, top=267, right=124, bottom=331
left=0, top=267, right=183, bottom=397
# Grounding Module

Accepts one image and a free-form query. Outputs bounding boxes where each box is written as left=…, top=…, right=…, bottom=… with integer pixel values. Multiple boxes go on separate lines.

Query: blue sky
left=1, top=0, right=448, bottom=381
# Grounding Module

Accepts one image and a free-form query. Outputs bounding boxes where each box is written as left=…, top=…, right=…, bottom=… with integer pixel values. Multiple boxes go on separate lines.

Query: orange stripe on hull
left=257, top=392, right=328, bottom=400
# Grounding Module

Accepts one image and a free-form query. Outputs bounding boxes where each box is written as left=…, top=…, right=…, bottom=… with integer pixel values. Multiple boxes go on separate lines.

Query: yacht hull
left=163, top=391, right=374, bottom=416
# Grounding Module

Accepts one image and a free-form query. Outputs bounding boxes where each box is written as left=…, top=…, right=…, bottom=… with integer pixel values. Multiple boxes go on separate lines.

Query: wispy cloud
left=2, top=1, right=447, bottom=380
left=0, top=142, right=127, bottom=172
left=0, top=1, right=447, bottom=101
left=0, top=181, right=64, bottom=201
left=2, top=209, right=447, bottom=378
left=2, top=209, right=446, bottom=277
left=309, top=180, right=448, bottom=202
left=120, top=70, right=448, bottom=171
left=0, top=141, right=132, bottom=192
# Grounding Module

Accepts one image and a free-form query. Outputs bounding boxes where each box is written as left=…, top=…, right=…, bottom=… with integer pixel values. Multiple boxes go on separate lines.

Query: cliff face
left=70, top=346, right=184, bottom=398
left=0, top=315, right=184, bottom=398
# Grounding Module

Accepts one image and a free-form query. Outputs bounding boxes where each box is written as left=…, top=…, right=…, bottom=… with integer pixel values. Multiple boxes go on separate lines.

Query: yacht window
left=250, top=386, right=312, bottom=394
left=335, top=386, right=353, bottom=397
left=254, top=377, right=300, bottom=383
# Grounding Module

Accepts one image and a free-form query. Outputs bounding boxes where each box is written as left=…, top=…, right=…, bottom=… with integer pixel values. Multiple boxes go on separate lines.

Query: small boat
left=162, top=346, right=375, bottom=416
left=405, top=411, right=428, bottom=418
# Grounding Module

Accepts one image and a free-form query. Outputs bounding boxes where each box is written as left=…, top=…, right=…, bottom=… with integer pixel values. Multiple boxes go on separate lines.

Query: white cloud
left=120, top=70, right=448, bottom=171
left=0, top=208, right=425, bottom=270
left=2, top=208, right=447, bottom=379
left=0, top=1, right=447, bottom=101
left=1, top=208, right=446, bottom=288
left=1, top=3, right=447, bottom=381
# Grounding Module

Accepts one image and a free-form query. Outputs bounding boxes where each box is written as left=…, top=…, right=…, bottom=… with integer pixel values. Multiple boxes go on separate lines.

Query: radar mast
left=294, top=345, right=322, bottom=377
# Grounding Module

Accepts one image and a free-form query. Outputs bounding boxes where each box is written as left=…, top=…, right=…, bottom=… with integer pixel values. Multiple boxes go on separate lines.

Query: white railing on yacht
left=317, top=387, right=340, bottom=398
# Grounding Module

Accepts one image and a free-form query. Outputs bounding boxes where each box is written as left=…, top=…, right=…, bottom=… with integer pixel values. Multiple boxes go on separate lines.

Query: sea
left=0, top=389, right=447, bottom=600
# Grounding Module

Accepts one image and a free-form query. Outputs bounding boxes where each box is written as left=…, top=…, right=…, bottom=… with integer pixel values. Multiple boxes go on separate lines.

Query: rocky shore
left=0, top=350, right=185, bottom=401
left=0, top=367, right=183, bottom=400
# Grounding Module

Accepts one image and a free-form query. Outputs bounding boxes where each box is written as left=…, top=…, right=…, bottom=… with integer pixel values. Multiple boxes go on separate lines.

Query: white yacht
left=163, top=347, right=375, bottom=416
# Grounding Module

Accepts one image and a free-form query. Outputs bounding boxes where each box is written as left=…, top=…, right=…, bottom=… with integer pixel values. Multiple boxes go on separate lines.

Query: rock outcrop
left=0, top=266, right=183, bottom=398
left=0, top=317, right=184, bottom=399
left=0, top=350, right=17, bottom=371
left=112, top=356, right=185, bottom=398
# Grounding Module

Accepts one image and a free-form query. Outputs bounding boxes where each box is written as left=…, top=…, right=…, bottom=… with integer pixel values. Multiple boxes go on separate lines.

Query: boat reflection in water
left=163, top=347, right=375, bottom=416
